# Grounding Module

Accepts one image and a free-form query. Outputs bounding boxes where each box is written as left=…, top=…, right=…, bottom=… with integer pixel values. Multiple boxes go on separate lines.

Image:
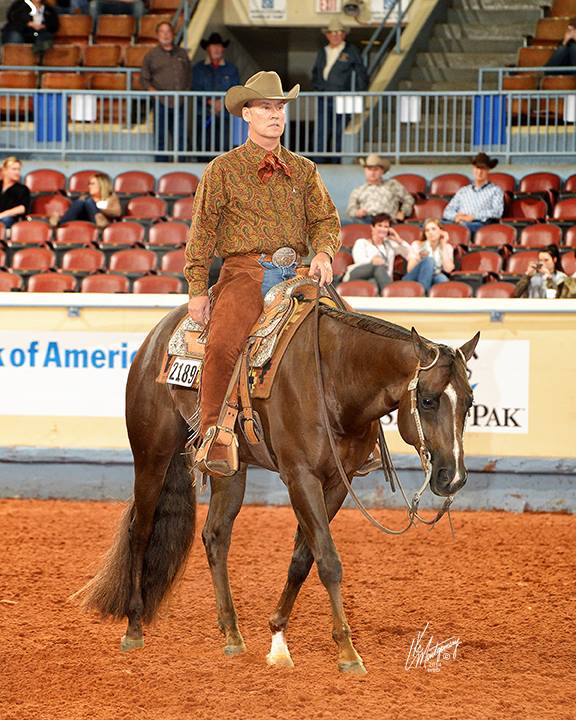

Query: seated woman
left=0, top=156, right=31, bottom=240
left=1, top=0, right=59, bottom=52
left=404, top=218, right=455, bottom=293
left=342, top=213, right=411, bottom=293
left=50, top=172, right=121, bottom=229
left=514, top=245, right=567, bottom=298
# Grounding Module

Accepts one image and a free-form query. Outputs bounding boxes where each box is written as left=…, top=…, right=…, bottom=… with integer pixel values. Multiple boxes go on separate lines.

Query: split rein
left=313, top=285, right=454, bottom=536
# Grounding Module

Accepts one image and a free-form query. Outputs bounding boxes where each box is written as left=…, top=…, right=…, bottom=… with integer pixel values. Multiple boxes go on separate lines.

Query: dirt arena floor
left=0, top=498, right=574, bottom=720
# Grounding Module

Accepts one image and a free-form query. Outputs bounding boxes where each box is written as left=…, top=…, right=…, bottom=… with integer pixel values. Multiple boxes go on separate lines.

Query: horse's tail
left=71, top=449, right=196, bottom=624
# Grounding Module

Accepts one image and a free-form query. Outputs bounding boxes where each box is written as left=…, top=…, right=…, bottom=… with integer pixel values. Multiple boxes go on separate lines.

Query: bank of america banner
left=249, top=0, right=287, bottom=21
left=0, top=331, right=529, bottom=432
left=380, top=339, right=530, bottom=434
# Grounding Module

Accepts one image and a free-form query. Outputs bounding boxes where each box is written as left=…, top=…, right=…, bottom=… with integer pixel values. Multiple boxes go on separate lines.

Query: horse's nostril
left=438, top=467, right=451, bottom=484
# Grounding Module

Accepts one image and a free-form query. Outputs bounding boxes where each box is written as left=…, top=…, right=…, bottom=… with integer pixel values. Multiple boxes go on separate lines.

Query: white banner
left=0, top=332, right=529, bottom=432
left=371, top=0, right=404, bottom=22
left=249, top=0, right=287, bottom=21
left=0, top=331, right=146, bottom=417
left=380, top=339, right=530, bottom=434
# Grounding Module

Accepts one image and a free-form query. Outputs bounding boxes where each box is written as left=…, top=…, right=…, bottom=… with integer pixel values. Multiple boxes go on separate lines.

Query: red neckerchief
left=257, top=151, right=291, bottom=184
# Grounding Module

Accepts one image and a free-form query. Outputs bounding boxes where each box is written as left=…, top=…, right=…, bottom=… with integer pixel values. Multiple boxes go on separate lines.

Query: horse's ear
left=459, top=332, right=480, bottom=362
left=411, top=327, right=436, bottom=365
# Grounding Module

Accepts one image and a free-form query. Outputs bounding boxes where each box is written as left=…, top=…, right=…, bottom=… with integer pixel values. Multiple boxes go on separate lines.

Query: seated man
left=442, top=153, right=504, bottom=235
left=345, top=154, right=414, bottom=224
left=546, top=17, right=576, bottom=73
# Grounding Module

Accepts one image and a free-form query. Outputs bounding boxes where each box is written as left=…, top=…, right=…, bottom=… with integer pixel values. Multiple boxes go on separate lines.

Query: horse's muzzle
left=433, top=467, right=467, bottom=497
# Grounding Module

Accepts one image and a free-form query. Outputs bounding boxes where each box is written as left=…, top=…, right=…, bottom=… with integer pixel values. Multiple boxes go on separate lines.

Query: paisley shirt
left=346, top=179, right=415, bottom=219
left=184, top=138, right=341, bottom=296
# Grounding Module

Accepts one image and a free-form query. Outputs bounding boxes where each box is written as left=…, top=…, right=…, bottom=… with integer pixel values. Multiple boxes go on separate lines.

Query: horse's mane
left=320, top=305, right=412, bottom=342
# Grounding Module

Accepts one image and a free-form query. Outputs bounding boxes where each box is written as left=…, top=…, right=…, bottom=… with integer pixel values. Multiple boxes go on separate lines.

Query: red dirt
left=0, top=499, right=574, bottom=720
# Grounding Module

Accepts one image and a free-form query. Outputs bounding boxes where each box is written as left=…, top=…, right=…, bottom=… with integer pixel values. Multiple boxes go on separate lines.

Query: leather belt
left=245, top=248, right=300, bottom=268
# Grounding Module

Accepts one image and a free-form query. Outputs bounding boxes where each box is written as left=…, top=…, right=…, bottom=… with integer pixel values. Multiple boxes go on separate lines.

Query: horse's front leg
left=267, top=478, right=348, bottom=669
left=202, top=464, right=247, bottom=656
left=281, top=470, right=366, bottom=674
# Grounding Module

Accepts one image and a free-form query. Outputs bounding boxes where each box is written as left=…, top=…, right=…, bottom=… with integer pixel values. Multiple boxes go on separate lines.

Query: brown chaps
left=200, top=255, right=264, bottom=436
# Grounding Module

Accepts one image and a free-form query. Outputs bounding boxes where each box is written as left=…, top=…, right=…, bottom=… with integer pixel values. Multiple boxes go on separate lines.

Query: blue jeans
left=316, top=97, right=349, bottom=164
left=259, top=259, right=297, bottom=297
left=155, top=101, right=186, bottom=161
left=61, top=197, right=98, bottom=223
left=0, top=216, right=19, bottom=231
left=404, top=256, right=449, bottom=293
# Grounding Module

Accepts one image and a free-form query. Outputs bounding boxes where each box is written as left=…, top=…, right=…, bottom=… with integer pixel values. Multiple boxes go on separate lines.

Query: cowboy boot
left=195, top=426, right=239, bottom=478
left=354, top=442, right=382, bottom=477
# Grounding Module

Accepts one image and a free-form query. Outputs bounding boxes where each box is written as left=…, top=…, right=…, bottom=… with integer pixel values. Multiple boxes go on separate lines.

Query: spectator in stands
left=443, top=153, right=504, bottom=235
left=1, top=0, right=59, bottom=52
left=54, top=0, right=89, bottom=15
left=545, top=17, right=576, bottom=73
left=49, top=172, right=120, bottom=228
left=311, top=19, right=368, bottom=163
left=404, top=218, right=454, bottom=292
left=514, top=245, right=567, bottom=298
left=89, top=0, right=144, bottom=20
left=345, top=154, right=414, bottom=225
left=0, top=156, right=30, bottom=241
left=142, top=22, right=192, bottom=162
left=342, top=213, right=411, bottom=293
left=192, top=32, right=240, bottom=155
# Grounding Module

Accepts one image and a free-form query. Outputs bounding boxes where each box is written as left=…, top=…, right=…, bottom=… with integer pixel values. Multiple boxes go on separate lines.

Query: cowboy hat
left=225, top=71, right=300, bottom=118
left=323, top=19, right=348, bottom=33
left=359, top=154, right=391, bottom=172
left=200, top=32, right=230, bottom=49
left=471, top=152, right=498, bottom=169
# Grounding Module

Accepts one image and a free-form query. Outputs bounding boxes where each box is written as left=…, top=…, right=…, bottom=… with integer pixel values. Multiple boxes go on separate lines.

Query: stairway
left=400, top=0, right=548, bottom=91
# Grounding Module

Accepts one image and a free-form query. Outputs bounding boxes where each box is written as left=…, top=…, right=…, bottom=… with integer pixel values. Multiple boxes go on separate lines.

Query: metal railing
left=0, top=89, right=575, bottom=162
left=362, top=0, right=415, bottom=76
left=478, top=66, right=576, bottom=91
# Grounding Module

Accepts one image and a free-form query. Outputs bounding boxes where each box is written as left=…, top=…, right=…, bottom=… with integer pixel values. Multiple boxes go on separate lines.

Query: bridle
left=314, top=286, right=455, bottom=536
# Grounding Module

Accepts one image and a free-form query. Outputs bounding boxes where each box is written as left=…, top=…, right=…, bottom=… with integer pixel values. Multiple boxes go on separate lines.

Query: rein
left=313, top=285, right=453, bottom=535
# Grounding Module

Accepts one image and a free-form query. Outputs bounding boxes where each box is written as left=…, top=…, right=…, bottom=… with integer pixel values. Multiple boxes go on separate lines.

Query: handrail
left=362, top=0, right=414, bottom=78
left=478, top=65, right=576, bottom=91
left=174, top=0, right=199, bottom=48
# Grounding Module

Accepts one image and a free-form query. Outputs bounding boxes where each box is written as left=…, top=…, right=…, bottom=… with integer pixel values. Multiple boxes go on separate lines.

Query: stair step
left=447, top=8, right=542, bottom=24
left=433, top=22, right=537, bottom=40
left=428, top=37, right=520, bottom=53
left=451, top=0, right=548, bottom=8
left=399, top=78, right=500, bottom=91
left=415, top=51, right=518, bottom=69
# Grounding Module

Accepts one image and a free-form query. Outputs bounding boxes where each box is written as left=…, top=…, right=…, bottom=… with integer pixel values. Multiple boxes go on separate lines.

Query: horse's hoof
left=224, top=642, right=246, bottom=657
left=266, top=651, right=295, bottom=669
left=338, top=659, right=367, bottom=675
left=120, top=634, right=144, bottom=652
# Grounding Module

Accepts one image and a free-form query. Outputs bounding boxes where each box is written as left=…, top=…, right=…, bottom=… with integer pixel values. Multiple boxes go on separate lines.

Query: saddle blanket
left=157, top=277, right=336, bottom=399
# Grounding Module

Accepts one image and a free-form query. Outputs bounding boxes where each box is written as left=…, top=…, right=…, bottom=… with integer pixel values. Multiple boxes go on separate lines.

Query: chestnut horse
left=74, top=300, right=479, bottom=675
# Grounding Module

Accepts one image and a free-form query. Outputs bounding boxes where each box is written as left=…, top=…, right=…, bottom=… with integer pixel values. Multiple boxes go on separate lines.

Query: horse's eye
left=420, top=396, right=437, bottom=411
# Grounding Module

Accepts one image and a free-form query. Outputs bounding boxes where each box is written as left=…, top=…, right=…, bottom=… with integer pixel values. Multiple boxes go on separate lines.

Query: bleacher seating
left=1, top=167, right=574, bottom=296
left=381, top=281, right=425, bottom=298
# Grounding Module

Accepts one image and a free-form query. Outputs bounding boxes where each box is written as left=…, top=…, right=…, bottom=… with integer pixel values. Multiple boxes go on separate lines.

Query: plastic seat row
left=21, top=195, right=193, bottom=222
left=336, top=279, right=521, bottom=298
left=1, top=42, right=155, bottom=69
left=4, top=219, right=188, bottom=250
left=24, top=169, right=199, bottom=197
left=3, top=246, right=186, bottom=276
left=46, top=13, right=175, bottom=46
left=0, top=270, right=183, bottom=293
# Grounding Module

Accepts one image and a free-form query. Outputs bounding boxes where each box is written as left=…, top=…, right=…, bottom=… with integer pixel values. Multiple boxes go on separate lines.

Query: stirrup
left=195, top=426, right=239, bottom=478
left=354, top=444, right=382, bottom=477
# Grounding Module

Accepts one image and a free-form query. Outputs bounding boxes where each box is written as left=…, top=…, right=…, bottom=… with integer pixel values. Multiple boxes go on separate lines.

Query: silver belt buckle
left=271, top=247, right=297, bottom=268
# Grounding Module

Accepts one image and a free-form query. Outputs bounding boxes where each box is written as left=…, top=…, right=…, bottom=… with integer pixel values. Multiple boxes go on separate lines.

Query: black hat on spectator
left=471, top=152, right=498, bottom=169
left=201, top=32, right=230, bottom=49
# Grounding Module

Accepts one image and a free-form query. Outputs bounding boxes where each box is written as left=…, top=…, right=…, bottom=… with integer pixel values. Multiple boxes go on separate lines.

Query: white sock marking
left=267, top=631, right=294, bottom=667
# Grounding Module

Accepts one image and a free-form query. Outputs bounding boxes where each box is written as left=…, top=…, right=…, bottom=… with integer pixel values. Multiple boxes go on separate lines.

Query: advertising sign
left=249, top=0, right=287, bottom=21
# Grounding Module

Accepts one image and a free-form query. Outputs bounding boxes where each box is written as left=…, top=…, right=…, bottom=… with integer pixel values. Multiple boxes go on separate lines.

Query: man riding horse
left=185, top=71, right=340, bottom=477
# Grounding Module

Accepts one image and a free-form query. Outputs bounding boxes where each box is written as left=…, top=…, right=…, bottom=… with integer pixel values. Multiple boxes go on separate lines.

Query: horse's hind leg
left=267, top=479, right=348, bottom=669
left=202, top=465, right=247, bottom=656
left=279, top=471, right=366, bottom=674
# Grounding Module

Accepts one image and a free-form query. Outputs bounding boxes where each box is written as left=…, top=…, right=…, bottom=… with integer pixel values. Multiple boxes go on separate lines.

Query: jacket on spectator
left=192, top=60, right=240, bottom=94
left=2, top=0, right=59, bottom=41
left=311, top=42, right=368, bottom=92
